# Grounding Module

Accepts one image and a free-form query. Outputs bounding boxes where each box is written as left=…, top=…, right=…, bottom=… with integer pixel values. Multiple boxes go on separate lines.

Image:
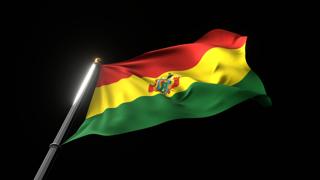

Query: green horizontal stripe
left=65, top=71, right=271, bottom=143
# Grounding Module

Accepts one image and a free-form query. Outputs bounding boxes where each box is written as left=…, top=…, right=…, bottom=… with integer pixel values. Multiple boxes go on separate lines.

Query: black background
left=10, top=1, right=308, bottom=179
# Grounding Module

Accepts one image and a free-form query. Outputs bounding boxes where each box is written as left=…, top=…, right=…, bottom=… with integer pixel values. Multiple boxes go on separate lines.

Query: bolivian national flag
left=66, top=29, right=271, bottom=143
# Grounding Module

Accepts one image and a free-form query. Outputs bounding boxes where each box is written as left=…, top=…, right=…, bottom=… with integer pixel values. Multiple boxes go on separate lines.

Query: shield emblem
left=149, top=73, right=180, bottom=94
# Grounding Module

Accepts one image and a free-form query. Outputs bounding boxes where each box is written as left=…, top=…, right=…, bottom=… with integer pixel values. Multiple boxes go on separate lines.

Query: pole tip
left=94, top=57, right=102, bottom=64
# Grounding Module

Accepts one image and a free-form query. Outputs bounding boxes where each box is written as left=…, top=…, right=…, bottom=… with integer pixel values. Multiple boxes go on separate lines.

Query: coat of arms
left=148, top=73, right=180, bottom=94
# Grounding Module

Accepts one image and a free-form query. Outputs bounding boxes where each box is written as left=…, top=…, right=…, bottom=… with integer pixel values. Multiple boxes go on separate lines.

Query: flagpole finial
left=94, top=57, right=102, bottom=64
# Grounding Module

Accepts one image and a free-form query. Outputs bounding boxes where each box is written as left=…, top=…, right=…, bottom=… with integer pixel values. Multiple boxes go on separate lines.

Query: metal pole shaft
left=34, top=59, right=101, bottom=180
left=33, top=145, right=58, bottom=180
left=34, top=97, right=82, bottom=180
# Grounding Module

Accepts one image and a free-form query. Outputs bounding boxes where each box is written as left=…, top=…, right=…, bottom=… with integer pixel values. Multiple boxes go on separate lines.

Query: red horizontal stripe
left=97, top=29, right=247, bottom=87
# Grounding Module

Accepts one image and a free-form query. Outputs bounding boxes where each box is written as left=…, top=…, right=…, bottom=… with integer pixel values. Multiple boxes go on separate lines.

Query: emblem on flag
left=148, top=73, right=180, bottom=94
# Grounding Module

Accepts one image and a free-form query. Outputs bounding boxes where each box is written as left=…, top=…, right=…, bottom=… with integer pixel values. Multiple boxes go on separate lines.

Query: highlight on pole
left=73, top=58, right=100, bottom=105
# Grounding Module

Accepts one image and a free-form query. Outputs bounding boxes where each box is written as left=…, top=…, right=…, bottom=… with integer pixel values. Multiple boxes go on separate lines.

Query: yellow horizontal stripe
left=87, top=44, right=250, bottom=119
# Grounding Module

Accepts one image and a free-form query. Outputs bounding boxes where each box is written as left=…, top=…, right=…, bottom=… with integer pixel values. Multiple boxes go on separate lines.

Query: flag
left=66, top=29, right=271, bottom=143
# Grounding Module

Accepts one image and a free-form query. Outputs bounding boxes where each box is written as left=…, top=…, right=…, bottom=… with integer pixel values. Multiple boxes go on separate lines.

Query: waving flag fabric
left=66, top=29, right=271, bottom=143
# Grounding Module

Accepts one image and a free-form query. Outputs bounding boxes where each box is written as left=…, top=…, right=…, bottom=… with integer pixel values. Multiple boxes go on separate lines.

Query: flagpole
left=34, top=58, right=101, bottom=180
